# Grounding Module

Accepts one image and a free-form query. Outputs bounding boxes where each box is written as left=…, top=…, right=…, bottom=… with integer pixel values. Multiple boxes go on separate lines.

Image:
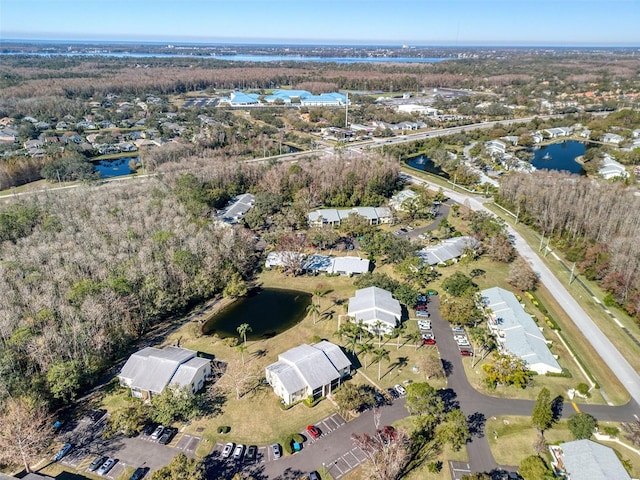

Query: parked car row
left=452, top=326, right=473, bottom=356
left=222, top=442, right=280, bottom=462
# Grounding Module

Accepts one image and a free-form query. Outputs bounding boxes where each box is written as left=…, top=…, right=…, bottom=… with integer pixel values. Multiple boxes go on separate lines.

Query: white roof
left=266, top=341, right=351, bottom=396
left=265, top=251, right=306, bottom=268
left=331, top=256, right=370, bottom=274
left=417, top=236, right=477, bottom=265
left=218, top=193, right=255, bottom=224
left=555, top=440, right=631, bottom=480
left=482, top=287, right=561, bottom=374
left=308, top=206, right=392, bottom=224
left=119, top=346, right=199, bottom=394
left=170, top=357, right=210, bottom=388
left=348, top=286, right=401, bottom=328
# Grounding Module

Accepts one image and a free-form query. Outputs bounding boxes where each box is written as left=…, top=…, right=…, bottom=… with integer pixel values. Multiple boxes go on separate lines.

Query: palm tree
left=374, top=320, right=385, bottom=345
left=358, top=342, right=375, bottom=369
left=392, top=326, right=404, bottom=350
left=307, top=303, right=321, bottom=324
left=373, top=348, right=390, bottom=381
left=237, top=323, right=252, bottom=346
left=236, top=344, right=248, bottom=365
left=406, top=331, right=422, bottom=351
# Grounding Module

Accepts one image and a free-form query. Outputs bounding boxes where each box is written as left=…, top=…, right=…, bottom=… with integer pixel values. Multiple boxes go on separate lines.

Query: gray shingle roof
left=170, top=357, right=210, bottom=388
left=119, top=346, right=198, bottom=394
left=482, top=287, right=561, bottom=374
left=556, top=440, right=631, bottom=480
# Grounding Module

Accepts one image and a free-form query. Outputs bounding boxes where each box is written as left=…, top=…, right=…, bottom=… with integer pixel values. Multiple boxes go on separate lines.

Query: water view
left=202, top=288, right=311, bottom=340
left=93, top=157, right=139, bottom=178
left=531, top=141, right=588, bottom=174
left=405, top=155, right=450, bottom=178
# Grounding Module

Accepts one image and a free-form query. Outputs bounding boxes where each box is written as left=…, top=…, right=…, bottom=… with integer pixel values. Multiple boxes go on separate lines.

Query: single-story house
left=302, top=254, right=370, bottom=276
left=485, top=140, right=507, bottom=156
left=308, top=207, right=392, bottom=227
left=118, top=346, right=211, bottom=400
left=599, top=153, right=628, bottom=180
left=416, top=236, right=479, bottom=266
left=389, top=189, right=419, bottom=211
left=545, top=127, right=572, bottom=138
left=601, top=132, right=624, bottom=145
left=481, top=287, right=562, bottom=375
left=217, top=193, right=255, bottom=224
left=549, top=439, right=631, bottom=480
left=265, top=251, right=306, bottom=270
left=348, top=286, right=402, bottom=335
left=265, top=341, right=351, bottom=405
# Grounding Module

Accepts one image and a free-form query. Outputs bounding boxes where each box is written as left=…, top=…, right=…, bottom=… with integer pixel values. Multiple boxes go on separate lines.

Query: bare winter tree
left=351, top=429, right=412, bottom=480
left=0, top=396, right=52, bottom=473
left=507, top=258, right=539, bottom=291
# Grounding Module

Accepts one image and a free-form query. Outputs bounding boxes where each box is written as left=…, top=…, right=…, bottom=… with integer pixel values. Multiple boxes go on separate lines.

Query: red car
left=422, top=338, right=436, bottom=346
left=306, top=425, right=321, bottom=439
left=460, top=349, right=473, bottom=356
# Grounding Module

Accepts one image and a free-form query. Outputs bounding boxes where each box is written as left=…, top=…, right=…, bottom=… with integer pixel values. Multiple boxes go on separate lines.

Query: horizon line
left=2, top=37, right=640, bottom=49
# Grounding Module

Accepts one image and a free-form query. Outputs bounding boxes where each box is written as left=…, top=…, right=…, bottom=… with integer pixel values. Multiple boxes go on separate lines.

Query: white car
left=418, top=320, right=431, bottom=330
left=394, top=384, right=406, bottom=396
left=221, top=442, right=234, bottom=459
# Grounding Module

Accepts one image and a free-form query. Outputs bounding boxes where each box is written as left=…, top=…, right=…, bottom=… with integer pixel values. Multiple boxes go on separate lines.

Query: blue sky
left=1, top=0, right=639, bottom=46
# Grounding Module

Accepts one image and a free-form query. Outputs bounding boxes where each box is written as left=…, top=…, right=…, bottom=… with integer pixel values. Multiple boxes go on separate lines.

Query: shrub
left=576, top=383, right=590, bottom=396
left=283, top=433, right=305, bottom=454
left=603, top=426, right=619, bottom=437
left=217, top=426, right=230, bottom=434
left=304, top=396, right=325, bottom=408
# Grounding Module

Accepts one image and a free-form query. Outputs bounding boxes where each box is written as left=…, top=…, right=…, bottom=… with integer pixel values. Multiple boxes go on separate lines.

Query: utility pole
left=569, top=262, right=576, bottom=284
left=539, top=232, right=545, bottom=252
left=345, top=92, right=349, bottom=129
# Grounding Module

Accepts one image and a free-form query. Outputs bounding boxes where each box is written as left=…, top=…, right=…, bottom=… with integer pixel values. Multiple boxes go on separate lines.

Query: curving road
left=404, top=173, right=640, bottom=407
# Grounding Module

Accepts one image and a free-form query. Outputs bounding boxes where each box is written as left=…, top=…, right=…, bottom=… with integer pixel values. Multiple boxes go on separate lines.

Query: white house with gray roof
left=217, top=193, right=255, bottom=225
left=482, top=287, right=561, bottom=375
left=549, top=440, right=631, bottom=480
left=308, top=207, right=392, bottom=227
left=118, top=346, right=211, bottom=400
left=265, top=341, right=351, bottom=405
left=348, top=286, right=402, bottom=335
left=416, top=236, right=479, bottom=266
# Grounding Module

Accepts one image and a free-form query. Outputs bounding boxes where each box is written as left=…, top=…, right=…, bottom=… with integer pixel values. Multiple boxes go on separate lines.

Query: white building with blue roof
left=482, top=287, right=562, bottom=375
left=224, top=91, right=260, bottom=106
left=265, top=341, right=351, bottom=405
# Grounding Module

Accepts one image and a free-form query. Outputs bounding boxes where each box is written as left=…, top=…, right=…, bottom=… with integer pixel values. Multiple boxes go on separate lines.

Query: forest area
left=498, top=170, right=640, bottom=321
left=0, top=152, right=398, bottom=407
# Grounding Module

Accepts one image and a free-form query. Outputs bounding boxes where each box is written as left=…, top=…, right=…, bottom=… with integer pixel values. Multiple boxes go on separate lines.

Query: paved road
left=405, top=172, right=640, bottom=408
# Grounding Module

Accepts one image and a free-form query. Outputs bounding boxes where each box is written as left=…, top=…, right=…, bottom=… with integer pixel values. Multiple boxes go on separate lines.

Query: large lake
left=531, top=141, right=588, bottom=174
left=202, top=288, right=311, bottom=340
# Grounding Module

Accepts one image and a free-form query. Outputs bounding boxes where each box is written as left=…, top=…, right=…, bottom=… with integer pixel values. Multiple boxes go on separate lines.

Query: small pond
left=93, top=157, right=140, bottom=178
left=202, top=288, right=312, bottom=340
left=405, top=155, right=450, bottom=178
left=530, top=141, right=588, bottom=174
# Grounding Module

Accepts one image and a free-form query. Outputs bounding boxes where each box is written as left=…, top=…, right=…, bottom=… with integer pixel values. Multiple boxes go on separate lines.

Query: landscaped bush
left=283, top=433, right=305, bottom=454
left=603, top=426, right=619, bottom=437
left=217, top=426, right=230, bottom=434
left=576, top=383, right=591, bottom=397
left=304, top=396, right=325, bottom=408
left=546, top=368, right=572, bottom=378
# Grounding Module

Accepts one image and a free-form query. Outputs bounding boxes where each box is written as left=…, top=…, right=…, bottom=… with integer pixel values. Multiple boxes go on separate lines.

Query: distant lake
left=93, top=157, right=139, bottom=178
left=202, top=288, right=311, bottom=340
left=405, top=155, right=450, bottom=178
left=1, top=51, right=451, bottom=64
left=531, top=141, right=588, bottom=174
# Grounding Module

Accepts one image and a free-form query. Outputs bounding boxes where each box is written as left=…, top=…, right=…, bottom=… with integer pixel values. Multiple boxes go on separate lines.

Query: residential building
left=601, top=132, right=624, bottom=145
left=265, top=341, right=351, bottom=405
left=599, top=153, right=629, bottom=180
left=303, top=255, right=370, bottom=276
left=485, top=140, right=507, bottom=156
left=265, top=251, right=306, bottom=270
left=348, top=286, right=402, bottom=335
left=545, top=126, right=572, bottom=138
left=481, top=287, right=562, bottom=374
left=416, top=236, right=478, bottom=266
left=0, top=130, right=16, bottom=143
left=549, top=439, right=631, bottom=480
left=389, top=189, right=419, bottom=211
left=118, top=346, right=211, bottom=400
left=217, top=193, right=255, bottom=224
left=308, top=207, right=392, bottom=227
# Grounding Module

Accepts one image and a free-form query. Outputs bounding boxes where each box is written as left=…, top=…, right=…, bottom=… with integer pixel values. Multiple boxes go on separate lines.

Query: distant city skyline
left=1, top=0, right=639, bottom=47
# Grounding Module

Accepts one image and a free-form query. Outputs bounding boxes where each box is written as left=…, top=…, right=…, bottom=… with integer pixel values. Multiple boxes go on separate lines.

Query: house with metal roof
left=549, top=440, right=631, bottom=480
left=217, top=193, right=255, bottom=224
left=481, top=287, right=562, bottom=375
left=331, top=256, right=370, bottom=275
left=265, top=341, right=351, bottom=405
left=389, top=189, right=419, bottom=211
left=300, top=92, right=348, bottom=107
left=416, top=236, right=478, bottom=266
left=223, top=91, right=260, bottom=106
left=348, top=286, right=402, bottom=335
left=118, top=346, right=211, bottom=400
left=308, top=207, right=392, bottom=227
left=599, top=153, right=628, bottom=180
left=265, top=251, right=306, bottom=270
